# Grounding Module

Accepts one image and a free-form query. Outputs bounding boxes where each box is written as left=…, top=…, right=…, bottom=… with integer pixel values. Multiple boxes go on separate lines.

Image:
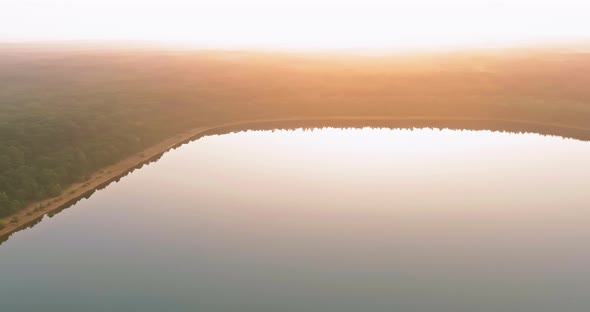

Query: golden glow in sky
left=2, top=0, right=590, bottom=51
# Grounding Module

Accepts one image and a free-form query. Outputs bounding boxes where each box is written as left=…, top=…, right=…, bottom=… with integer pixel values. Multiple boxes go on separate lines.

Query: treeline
left=1, top=46, right=590, bottom=217
left=0, top=99, right=195, bottom=216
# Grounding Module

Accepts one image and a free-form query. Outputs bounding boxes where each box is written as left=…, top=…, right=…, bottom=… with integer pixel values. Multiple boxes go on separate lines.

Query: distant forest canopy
left=1, top=45, right=590, bottom=217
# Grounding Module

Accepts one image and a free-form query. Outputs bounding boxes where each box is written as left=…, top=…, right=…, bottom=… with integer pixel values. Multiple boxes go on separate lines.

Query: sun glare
left=2, top=0, right=590, bottom=51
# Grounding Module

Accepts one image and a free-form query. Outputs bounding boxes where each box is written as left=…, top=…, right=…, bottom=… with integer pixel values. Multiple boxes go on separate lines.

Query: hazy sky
left=2, top=0, right=589, bottom=51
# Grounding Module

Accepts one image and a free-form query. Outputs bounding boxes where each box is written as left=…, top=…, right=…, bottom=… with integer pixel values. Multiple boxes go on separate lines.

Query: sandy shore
left=2, top=115, right=589, bottom=239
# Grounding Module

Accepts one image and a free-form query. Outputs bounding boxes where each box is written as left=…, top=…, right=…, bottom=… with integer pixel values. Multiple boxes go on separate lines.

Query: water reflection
left=2, top=118, right=589, bottom=245
left=0, top=120, right=589, bottom=311
left=200, top=118, right=590, bottom=142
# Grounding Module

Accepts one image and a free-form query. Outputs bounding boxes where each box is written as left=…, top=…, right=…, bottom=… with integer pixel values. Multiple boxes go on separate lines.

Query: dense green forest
left=1, top=44, right=590, bottom=217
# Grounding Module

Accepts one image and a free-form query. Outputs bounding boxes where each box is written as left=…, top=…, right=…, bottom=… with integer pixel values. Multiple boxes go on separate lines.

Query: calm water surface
left=1, top=127, right=590, bottom=311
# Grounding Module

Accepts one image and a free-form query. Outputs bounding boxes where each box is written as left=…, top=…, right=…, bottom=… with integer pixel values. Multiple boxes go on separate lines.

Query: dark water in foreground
left=1, top=126, right=590, bottom=311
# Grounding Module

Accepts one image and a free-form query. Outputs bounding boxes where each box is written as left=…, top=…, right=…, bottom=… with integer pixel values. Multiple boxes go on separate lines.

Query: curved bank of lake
left=2, top=116, right=590, bottom=240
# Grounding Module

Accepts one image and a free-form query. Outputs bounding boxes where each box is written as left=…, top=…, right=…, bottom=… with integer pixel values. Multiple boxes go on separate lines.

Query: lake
left=1, top=120, right=590, bottom=311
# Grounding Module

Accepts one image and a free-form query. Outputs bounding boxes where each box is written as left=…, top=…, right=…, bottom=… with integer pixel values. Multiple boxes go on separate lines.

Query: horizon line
left=2, top=38, right=590, bottom=55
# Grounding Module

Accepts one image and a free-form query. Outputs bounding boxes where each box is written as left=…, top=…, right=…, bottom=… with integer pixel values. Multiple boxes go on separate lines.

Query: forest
left=1, top=44, right=590, bottom=217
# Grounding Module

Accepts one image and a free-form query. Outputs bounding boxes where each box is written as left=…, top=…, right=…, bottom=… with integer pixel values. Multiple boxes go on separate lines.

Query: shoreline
left=2, top=115, right=590, bottom=239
